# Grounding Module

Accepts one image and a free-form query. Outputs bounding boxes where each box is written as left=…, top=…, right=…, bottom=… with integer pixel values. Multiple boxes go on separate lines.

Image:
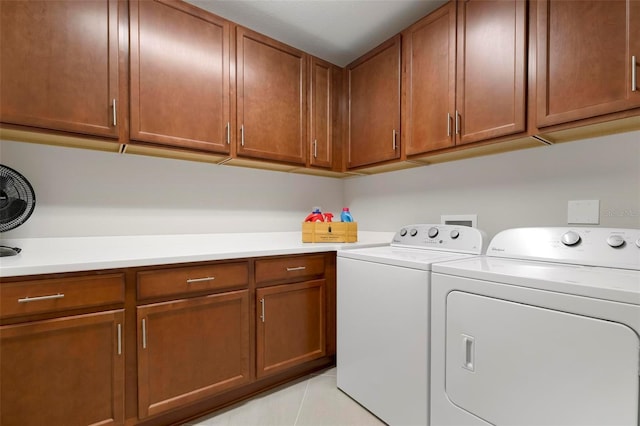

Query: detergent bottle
left=304, top=207, right=324, bottom=222
left=340, top=207, right=353, bottom=222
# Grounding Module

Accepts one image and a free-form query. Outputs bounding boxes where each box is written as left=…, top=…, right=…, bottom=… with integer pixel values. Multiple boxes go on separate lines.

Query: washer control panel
left=489, top=227, right=640, bottom=270
left=391, top=224, right=486, bottom=254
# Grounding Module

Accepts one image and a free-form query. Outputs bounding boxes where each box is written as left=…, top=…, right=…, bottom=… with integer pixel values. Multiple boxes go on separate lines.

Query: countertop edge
left=0, top=231, right=394, bottom=278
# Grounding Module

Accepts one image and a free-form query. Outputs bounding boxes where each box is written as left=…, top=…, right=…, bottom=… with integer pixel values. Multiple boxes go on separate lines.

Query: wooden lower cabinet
left=256, top=279, right=326, bottom=378
left=136, top=289, right=250, bottom=419
left=1, top=255, right=334, bottom=425
left=0, top=310, right=125, bottom=426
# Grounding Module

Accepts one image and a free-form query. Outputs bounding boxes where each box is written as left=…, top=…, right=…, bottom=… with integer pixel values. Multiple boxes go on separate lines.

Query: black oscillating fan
left=0, top=164, right=36, bottom=256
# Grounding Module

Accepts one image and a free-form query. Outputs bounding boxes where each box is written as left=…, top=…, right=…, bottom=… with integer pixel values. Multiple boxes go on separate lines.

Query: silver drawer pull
left=286, top=266, right=306, bottom=272
left=18, top=293, right=65, bottom=303
left=186, top=277, right=215, bottom=283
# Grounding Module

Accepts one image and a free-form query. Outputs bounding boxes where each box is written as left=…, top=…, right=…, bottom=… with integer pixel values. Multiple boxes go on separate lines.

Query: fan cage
left=0, top=165, right=36, bottom=233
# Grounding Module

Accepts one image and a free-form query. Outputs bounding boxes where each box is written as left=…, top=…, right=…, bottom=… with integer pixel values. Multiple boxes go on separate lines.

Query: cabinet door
left=236, top=27, right=306, bottom=165
left=537, top=0, right=640, bottom=127
left=456, top=0, right=527, bottom=145
left=309, top=58, right=335, bottom=168
left=137, top=290, right=250, bottom=419
left=0, top=0, right=121, bottom=138
left=129, top=0, right=230, bottom=153
left=256, top=280, right=326, bottom=378
left=0, top=310, right=125, bottom=426
left=403, top=2, right=457, bottom=155
left=347, top=36, right=401, bottom=168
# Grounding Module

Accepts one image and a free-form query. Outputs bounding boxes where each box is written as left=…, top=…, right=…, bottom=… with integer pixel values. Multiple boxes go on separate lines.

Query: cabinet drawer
left=0, top=274, right=125, bottom=319
left=137, top=262, right=249, bottom=300
left=255, top=255, right=326, bottom=285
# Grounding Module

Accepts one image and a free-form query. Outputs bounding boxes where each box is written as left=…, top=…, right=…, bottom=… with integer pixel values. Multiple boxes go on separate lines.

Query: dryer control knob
left=428, top=227, right=439, bottom=238
left=636, top=237, right=640, bottom=248
left=450, top=230, right=460, bottom=239
left=399, top=228, right=407, bottom=237
left=607, top=235, right=625, bottom=248
left=561, top=231, right=581, bottom=246
left=410, top=228, right=418, bottom=237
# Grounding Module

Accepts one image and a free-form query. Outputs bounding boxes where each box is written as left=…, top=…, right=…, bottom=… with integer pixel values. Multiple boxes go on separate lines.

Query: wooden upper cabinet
left=309, top=58, right=337, bottom=169
left=236, top=27, right=307, bottom=165
left=456, top=0, right=527, bottom=145
left=347, top=35, right=401, bottom=169
left=0, top=0, right=122, bottom=138
left=536, top=0, right=640, bottom=127
left=403, top=2, right=457, bottom=156
left=129, top=0, right=230, bottom=153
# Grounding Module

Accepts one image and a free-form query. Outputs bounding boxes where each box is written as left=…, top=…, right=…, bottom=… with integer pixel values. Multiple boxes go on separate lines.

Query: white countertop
left=0, top=231, right=394, bottom=277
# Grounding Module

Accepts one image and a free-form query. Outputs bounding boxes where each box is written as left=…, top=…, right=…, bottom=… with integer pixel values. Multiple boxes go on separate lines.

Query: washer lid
left=338, top=245, right=476, bottom=270
left=432, top=256, right=640, bottom=305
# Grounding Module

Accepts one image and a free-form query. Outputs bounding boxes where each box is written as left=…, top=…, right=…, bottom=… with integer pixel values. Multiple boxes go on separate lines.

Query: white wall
left=0, top=140, right=344, bottom=238
left=1, top=131, right=639, bottom=240
left=344, top=131, right=640, bottom=239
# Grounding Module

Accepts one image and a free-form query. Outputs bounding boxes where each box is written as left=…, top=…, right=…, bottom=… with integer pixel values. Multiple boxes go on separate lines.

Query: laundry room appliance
left=337, top=224, right=486, bottom=425
left=430, top=227, right=640, bottom=426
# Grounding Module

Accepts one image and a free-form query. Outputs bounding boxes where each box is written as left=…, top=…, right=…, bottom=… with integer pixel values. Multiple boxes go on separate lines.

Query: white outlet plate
left=568, top=200, right=600, bottom=224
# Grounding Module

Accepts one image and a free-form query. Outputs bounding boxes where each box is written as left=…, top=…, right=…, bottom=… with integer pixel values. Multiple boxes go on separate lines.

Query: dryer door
left=445, top=291, right=639, bottom=426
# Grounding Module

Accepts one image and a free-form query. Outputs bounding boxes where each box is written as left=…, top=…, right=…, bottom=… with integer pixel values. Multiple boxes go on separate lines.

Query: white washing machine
left=430, top=227, right=640, bottom=426
left=337, top=224, right=486, bottom=426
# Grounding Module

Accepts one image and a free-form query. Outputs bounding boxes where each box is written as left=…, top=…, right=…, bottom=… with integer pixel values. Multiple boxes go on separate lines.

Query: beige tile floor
left=184, top=367, right=386, bottom=426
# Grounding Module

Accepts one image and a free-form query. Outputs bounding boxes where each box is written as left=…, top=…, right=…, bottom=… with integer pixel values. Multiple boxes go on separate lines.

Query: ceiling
left=185, top=0, right=447, bottom=67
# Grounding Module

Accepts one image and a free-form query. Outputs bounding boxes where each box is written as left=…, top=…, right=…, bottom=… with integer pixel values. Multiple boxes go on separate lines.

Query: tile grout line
left=293, top=379, right=311, bottom=426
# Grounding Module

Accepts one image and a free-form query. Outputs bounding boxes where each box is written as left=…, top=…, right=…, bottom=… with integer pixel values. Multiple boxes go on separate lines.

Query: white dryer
left=337, top=224, right=486, bottom=426
left=430, top=227, right=640, bottom=426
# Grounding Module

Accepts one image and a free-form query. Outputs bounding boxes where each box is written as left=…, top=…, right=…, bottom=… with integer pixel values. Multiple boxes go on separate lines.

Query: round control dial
left=399, top=228, right=407, bottom=237
left=561, top=231, right=581, bottom=246
left=409, top=228, right=418, bottom=237
left=606, top=235, right=625, bottom=248
left=636, top=237, right=640, bottom=248
left=450, top=230, right=460, bottom=239
left=428, top=227, right=439, bottom=238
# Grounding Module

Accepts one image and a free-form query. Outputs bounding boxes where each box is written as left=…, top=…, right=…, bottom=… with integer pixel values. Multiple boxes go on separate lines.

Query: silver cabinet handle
left=286, top=266, right=306, bottom=272
left=117, top=323, right=122, bottom=355
left=392, top=129, right=397, bottom=150
left=18, top=293, right=64, bottom=303
left=112, top=98, right=117, bottom=126
left=186, top=276, right=215, bottom=284
left=240, top=124, right=245, bottom=146
left=226, top=122, right=230, bottom=144
left=447, top=113, right=452, bottom=137
left=455, top=110, right=461, bottom=135
left=632, top=56, right=637, bottom=92
left=313, top=139, right=318, bottom=158
left=260, top=298, right=265, bottom=323
left=142, top=318, right=147, bottom=349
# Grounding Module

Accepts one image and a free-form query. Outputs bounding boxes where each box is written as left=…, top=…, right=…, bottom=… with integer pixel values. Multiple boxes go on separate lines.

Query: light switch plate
left=568, top=200, right=600, bottom=224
